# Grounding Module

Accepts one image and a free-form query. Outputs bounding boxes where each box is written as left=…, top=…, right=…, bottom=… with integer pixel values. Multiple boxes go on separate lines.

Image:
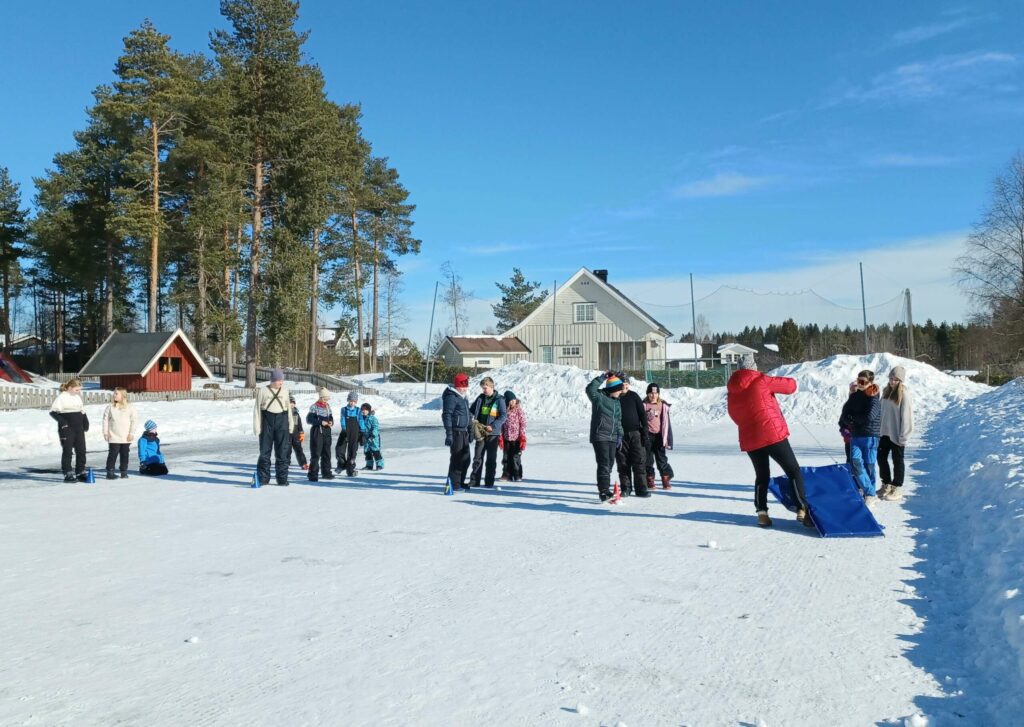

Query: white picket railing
left=0, top=386, right=257, bottom=412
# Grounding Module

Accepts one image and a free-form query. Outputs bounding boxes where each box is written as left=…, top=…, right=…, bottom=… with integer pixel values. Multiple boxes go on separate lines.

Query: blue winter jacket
left=363, top=414, right=381, bottom=453
left=340, top=404, right=366, bottom=432
left=441, top=386, right=472, bottom=437
left=839, top=386, right=881, bottom=438
left=138, top=433, right=165, bottom=465
left=470, top=392, right=507, bottom=436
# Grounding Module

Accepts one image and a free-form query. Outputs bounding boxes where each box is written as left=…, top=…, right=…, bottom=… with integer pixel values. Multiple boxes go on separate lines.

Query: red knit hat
left=453, top=373, right=469, bottom=388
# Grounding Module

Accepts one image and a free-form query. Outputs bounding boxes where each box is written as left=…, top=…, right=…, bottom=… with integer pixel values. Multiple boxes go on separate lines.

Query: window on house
left=541, top=346, right=554, bottom=364
left=476, top=359, right=491, bottom=366
left=561, top=345, right=581, bottom=357
left=158, top=356, right=182, bottom=373
left=573, top=302, right=596, bottom=323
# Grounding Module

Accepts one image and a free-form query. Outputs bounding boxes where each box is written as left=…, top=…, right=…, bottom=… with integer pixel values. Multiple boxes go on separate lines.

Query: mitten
left=444, top=433, right=453, bottom=447
left=519, top=435, right=526, bottom=452
left=498, top=435, right=504, bottom=449
left=299, top=432, right=305, bottom=442
left=83, top=413, right=90, bottom=432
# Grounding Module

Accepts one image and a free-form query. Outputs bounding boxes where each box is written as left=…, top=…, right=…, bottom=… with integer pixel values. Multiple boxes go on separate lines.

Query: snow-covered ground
left=0, top=355, right=1019, bottom=725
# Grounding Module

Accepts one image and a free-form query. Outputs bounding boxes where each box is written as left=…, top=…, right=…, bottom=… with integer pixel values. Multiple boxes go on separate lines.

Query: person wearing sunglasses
left=838, top=369, right=882, bottom=505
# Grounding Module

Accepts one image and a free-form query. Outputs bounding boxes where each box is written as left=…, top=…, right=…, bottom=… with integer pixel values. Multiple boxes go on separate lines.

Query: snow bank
left=403, top=355, right=989, bottom=430
left=908, top=378, right=1024, bottom=723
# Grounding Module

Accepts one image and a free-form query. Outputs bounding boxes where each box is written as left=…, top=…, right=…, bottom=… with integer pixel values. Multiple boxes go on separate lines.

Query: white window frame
left=561, top=345, right=582, bottom=357
left=573, top=302, right=596, bottom=324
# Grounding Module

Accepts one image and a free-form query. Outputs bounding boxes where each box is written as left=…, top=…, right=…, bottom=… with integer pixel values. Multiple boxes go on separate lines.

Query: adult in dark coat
left=839, top=369, right=882, bottom=501
left=442, top=373, right=473, bottom=490
left=586, top=371, right=625, bottom=501
left=615, top=376, right=651, bottom=497
left=468, top=376, right=508, bottom=488
left=727, top=355, right=811, bottom=528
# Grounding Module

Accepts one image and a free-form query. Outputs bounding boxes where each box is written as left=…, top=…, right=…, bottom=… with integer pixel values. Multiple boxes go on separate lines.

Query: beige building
left=503, top=268, right=672, bottom=371
left=436, top=336, right=531, bottom=369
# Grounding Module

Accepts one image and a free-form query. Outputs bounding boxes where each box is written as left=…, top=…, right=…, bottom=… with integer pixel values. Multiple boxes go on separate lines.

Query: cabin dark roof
left=78, top=330, right=213, bottom=377
left=447, top=336, right=531, bottom=354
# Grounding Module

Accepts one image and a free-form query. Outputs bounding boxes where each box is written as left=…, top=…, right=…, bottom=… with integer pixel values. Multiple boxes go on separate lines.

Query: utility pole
left=550, top=280, right=557, bottom=365
left=859, top=262, right=869, bottom=355
left=690, top=273, right=699, bottom=387
left=905, top=288, right=915, bottom=359
left=424, top=281, right=439, bottom=395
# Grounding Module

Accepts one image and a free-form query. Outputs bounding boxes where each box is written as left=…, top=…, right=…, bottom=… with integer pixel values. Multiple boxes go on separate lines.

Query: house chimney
left=593, top=269, right=608, bottom=283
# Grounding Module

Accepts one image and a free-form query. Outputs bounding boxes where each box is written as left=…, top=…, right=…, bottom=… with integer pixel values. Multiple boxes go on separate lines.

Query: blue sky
left=1, top=1, right=1022, bottom=341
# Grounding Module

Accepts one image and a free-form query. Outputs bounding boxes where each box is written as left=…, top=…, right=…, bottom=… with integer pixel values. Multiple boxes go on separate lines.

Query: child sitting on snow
left=360, top=403, right=383, bottom=471
left=138, top=419, right=168, bottom=476
left=499, top=390, right=526, bottom=482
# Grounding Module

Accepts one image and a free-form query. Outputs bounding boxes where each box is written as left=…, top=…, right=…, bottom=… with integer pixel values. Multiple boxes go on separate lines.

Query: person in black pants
left=289, top=395, right=308, bottom=470
left=469, top=376, right=507, bottom=488
left=615, top=376, right=650, bottom=497
left=442, top=373, right=473, bottom=490
left=253, top=369, right=295, bottom=487
left=586, top=371, right=625, bottom=501
left=306, top=389, right=334, bottom=482
left=50, top=378, right=89, bottom=482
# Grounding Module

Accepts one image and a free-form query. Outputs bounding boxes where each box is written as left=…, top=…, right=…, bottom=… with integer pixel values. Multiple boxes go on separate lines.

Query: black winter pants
left=747, top=437, right=807, bottom=513
left=59, top=423, right=87, bottom=475
left=291, top=431, right=307, bottom=467
left=592, top=441, right=617, bottom=495
left=616, top=430, right=649, bottom=495
left=470, top=435, right=501, bottom=487
left=336, top=424, right=360, bottom=474
left=257, top=411, right=290, bottom=485
left=645, top=437, right=674, bottom=479
left=105, top=443, right=130, bottom=473
left=308, top=425, right=333, bottom=481
left=447, top=429, right=471, bottom=487
left=501, top=439, right=523, bottom=480
left=877, top=435, right=905, bottom=487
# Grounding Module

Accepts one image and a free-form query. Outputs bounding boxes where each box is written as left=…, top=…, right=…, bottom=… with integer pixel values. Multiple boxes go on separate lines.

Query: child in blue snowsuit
left=335, top=391, right=366, bottom=476
left=138, top=419, right=168, bottom=476
left=360, top=403, right=383, bottom=471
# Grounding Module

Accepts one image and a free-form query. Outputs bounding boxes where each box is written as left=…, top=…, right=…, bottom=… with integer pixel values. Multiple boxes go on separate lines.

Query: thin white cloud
left=673, top=172, right=778, bottom=199
left=892, top=17, right=974, bottom=46
left=864, top=153, right=958, bottom=168
left=459, top=242, right=534, bottom=256
left=834, top=51, right=1017, bottom=105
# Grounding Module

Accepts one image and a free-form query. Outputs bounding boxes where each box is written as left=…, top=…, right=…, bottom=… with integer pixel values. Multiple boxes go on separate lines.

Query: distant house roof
left=763, top=343, right=779, bottom=352
left=505, top=268, right=672, bottom=338
left=666, top=342, right=703, bottom=360
left=79, top=329, right=213, bottom=378
left=446, top=336, right=531, bottom=354
left=717, top=342, right=758, bottom=355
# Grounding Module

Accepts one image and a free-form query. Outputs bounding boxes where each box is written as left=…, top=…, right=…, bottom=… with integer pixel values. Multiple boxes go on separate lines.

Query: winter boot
left=105, top=469, right=117, bottom=480
left=646, top=474, right=655, bottom=490
left=661, top=475, right=673, bottom=490
left=120, top=471, right=129, bottom=479
left=301, top=463, right=309, bottom=471
left=757, top=511, right=772, bottom=528
left=76, top=471, right=88, bottom=482
left=599, top=488, right=612, bottom=502
left=63, top=472, right=77, bottom=483
left=883, top=486, right=904, bottom=502
left=863, top=494, right=878, bottom=507
left=377, top=459, right=384, bottom=471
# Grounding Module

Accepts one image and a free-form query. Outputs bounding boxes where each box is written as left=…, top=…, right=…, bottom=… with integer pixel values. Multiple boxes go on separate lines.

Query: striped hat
left=144, top=419, right=158, bottom=431
left=604, top=373, right=624, bottom=392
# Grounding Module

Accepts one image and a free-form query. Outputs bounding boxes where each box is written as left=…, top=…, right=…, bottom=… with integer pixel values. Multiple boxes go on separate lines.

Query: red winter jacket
left=727, top=369, right=797, bottom=452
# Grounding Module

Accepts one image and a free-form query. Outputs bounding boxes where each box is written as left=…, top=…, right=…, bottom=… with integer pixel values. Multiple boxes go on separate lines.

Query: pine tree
left=492, top=268, right=548, bottom=332
left=0, top=167, right=28, bottom=350
left=778, top=318, right=804, bottom=363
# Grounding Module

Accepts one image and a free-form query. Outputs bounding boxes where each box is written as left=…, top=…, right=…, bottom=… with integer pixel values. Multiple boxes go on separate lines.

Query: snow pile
left=908, top=378, right=1024, bottom=723
left=410, top=355, right=989, bottom=430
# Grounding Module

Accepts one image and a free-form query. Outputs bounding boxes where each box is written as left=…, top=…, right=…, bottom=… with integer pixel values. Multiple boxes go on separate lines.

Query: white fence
left=0, top=386, right=257, bottom=412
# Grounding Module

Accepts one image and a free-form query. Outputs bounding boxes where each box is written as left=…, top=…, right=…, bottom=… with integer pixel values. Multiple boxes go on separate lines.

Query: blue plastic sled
left=769, top=463, right=883, bottom=538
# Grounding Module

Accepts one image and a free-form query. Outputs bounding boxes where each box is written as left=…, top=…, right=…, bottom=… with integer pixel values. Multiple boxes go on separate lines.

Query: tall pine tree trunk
left=245, top=155, right=264, bottom=387
left=197, top=227, right=207, bottom=356
left=222, top=226, right=234, bottom=383
left=1, top=252, right=10, bottom=353
left=307, top=226, right=319, bottom=372
left=351, top=211, right=363, bottom=375
left=371, top=231, right=380, bottom=373
left=103, top=236, right=114, bottom=338
left=148, top=119, right=160, bottom=333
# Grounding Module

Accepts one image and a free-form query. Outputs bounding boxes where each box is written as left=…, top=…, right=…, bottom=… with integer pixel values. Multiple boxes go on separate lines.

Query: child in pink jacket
left=499, top=390, right=526, bottom=482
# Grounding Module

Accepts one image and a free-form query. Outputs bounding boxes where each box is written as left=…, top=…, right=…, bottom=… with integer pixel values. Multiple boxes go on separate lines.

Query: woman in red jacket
left=727, top=355, right=813, bottom=529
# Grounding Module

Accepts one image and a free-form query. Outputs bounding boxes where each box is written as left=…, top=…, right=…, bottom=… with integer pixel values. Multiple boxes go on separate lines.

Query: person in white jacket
left=102, top=387, right=139, bottom=479
left=878, top=365, right=914, bottom=502
left=253, top=369, right=295, bottom=486
left=49, top=378, right=89, bottom=482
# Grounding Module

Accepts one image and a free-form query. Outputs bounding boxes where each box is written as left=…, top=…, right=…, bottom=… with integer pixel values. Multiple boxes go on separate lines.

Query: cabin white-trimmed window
left=573, top=302, right=596, bottom=323
left=561, top=345, right=581, bottom=357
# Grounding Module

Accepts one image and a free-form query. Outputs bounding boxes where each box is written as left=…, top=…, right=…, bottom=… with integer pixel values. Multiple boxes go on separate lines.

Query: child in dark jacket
left=839, top=369, right=882, bottom=503
left=289, top=394, right=308, bottom=470
left=335, top=392, right=365, bottom=476
left=361, top=403, right=383, bottom=471
left=138, top=420, right=169, bottom=476
left=306, top=388, right=334, bottom=482
left=586, top=371, right=625, bottom=502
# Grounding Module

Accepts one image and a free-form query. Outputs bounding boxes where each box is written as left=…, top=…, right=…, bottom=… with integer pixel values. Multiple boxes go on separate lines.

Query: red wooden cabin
left=78, top=329, right=213, bottom=392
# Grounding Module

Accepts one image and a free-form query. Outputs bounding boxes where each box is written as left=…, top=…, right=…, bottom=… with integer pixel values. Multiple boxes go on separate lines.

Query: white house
left=665, top=342, right=707, bottom=370
left=436, top=335, right=531, bottom=369
left=503, top=268, right=672, bottom=371
left=717, top=342, right=758, bottom=364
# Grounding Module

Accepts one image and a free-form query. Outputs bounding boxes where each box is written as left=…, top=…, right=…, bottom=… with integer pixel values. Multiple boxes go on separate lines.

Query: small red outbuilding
left=78, top=328, right=213, bottom=392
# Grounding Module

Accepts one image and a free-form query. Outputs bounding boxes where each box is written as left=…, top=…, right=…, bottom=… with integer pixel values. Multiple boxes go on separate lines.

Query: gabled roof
left=505, top=268, right=672, bottom=337
left=79, top=329, right=214, bottom=378
left=444, top=336, right=531, bottom=354
left=666, top=342, right=703, bottom=360
left=717, top=342, right=758, bottom=355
